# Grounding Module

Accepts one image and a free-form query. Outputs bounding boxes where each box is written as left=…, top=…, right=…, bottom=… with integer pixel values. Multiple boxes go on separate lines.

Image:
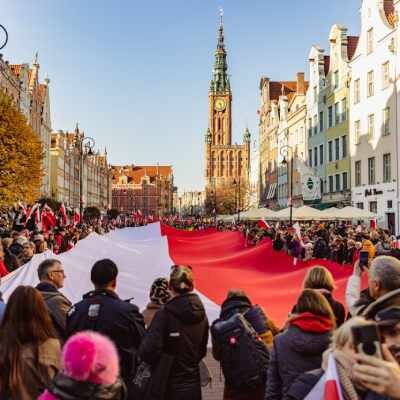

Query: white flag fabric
left=0, top=223, right=220, bottom=325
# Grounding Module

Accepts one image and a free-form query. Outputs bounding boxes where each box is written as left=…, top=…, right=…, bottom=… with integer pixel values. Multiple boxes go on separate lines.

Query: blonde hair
left=304, top=266, right=335, bottom=292
left=330, top=316, right=369, bottom=350
left=295, top=289, right=336, bottom=328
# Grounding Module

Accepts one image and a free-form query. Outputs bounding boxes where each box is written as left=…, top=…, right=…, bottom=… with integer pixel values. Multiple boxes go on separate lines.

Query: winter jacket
left=321, top=291, right=345, bottom=327
left=313, top=238, right=329, bottom=259
left=361, top=287, right=400, bottom=320
left=138, top=292, right=209, bottom=400
left=44, top=373, right=127, bottom=400
left=66, top=289, right=145, bottom=386
left=36, top=282, right=72, bottom=341
left=16, top=338, right=61, bottom=400
left=0, top=292, right=5, bottom=323
left=142, top=301, right=161, bottom=328
left=265, top=313, right=332, bottom=400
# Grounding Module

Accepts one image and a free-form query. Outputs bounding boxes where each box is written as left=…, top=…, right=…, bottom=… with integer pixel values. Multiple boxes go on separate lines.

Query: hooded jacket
left=265, top=313, right=332, bottom=400
left=43, top=373, right=127, bottom=400
left=138, top=292, right=209, bottom=400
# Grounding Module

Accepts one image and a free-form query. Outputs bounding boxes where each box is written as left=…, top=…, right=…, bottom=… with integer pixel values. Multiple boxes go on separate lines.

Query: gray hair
left=370, top=256, right=400, bottom=292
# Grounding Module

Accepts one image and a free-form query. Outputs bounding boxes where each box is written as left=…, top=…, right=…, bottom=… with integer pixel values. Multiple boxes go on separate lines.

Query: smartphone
left=351, top=323, right=383, bottom=359
left=359, top=250, right=369, bottom=270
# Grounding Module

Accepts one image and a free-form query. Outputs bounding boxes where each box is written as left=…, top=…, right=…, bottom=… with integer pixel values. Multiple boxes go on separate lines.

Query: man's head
left=169, top=265, right=194, bottom=295
left=23, top=241, right=35, bottom=259
left=375, top=306, right=400, bottom=364
left=37, top=258, right=65, bottom=289
left=368, top=256, right=400, bottom=299
left=91, top=259, right=118, bottom=291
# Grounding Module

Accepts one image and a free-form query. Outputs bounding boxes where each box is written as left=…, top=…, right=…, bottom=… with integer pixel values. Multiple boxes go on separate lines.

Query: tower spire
left=210, top=9, right=230, bottom=94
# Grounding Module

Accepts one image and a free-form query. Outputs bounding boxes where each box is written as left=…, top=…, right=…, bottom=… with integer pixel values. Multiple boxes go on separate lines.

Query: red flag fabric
left=60, top=203, right=68, bottom=226
left=161, top=224, right=357, bottom=326
left=73, top=209, right=81, bottom=226
left=0, top=260, right=9, bottom=277
left=257, top=220, right=269, bottom=230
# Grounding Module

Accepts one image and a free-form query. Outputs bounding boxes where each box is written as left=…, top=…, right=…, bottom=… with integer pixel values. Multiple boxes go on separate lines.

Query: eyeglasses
left=50, top=269, right=66, bottom=276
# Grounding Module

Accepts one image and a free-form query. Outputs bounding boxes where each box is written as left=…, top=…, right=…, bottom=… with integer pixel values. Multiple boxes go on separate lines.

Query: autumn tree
left=0, top=91, right=43, bottom=208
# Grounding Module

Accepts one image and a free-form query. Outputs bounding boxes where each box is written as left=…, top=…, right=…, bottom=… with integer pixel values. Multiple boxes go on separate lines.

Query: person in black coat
left=138, top=265, right=209, bottom=400
left=266, top=289, right=335, bottom=400
left=66, top=259, right=145, bottom=395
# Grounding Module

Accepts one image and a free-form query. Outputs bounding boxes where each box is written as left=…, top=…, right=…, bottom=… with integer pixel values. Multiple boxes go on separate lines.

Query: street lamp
left=280, top=144, right=294, bottom=225
left=233, top=177, right=241, bottom=222
left=75, top=127, right=95, bottom=220
left=0, top=24, right=8, bottom=50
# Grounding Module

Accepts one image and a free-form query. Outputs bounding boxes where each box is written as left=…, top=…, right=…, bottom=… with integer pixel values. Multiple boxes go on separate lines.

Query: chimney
left=296, top=72, right=305, bottom=95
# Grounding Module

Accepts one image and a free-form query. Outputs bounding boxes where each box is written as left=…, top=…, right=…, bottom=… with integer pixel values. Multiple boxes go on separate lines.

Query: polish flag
left=257, top=219, right=270, bottom=230
left=73, top=209, right=81, bottom=226
left=370, top=218, right=377, bottom=230
left=305, top=353, right=343, bottom=400
left=59, top=203, right=68, bottom=226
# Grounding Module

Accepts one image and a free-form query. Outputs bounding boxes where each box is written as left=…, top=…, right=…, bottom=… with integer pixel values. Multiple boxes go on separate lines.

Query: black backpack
left=211, top=313, right=269, bottom=391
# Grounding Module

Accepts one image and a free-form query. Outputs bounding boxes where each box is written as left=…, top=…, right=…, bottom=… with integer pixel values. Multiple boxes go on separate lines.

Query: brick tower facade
left=204, top=12, right=250, bottom=213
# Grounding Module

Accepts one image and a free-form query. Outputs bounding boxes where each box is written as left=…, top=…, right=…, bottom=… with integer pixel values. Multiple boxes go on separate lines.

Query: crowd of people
left=3, top=208, right=400, bottom=399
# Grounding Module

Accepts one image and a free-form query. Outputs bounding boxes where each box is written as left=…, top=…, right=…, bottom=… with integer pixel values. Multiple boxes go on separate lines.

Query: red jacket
left=0, top=259, right=9, bottom=277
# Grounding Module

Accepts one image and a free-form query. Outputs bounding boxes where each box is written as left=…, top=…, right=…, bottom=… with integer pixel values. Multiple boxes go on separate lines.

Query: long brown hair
left=295, top=289, right=336, bottom=327
left=0, top=285, right=57, bottom=399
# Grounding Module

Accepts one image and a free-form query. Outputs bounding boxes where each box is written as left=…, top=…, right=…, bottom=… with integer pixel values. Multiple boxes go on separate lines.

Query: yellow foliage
left=0, top=91, right=43, bottom=208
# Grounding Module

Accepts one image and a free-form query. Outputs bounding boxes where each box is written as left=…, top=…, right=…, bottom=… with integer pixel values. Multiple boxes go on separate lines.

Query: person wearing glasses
left=36, top=259, right=72, bottom=342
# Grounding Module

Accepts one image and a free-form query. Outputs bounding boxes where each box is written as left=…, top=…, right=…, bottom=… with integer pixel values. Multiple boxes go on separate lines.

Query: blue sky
left=2, top=0, right=360, bottom=192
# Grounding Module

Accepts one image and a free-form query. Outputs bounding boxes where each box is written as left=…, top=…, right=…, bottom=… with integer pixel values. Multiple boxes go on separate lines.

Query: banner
left=302, top=175, right=321, bottom=201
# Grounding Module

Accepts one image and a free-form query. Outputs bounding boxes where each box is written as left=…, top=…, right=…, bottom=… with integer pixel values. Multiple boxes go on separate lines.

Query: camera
left=351, top=323, right=383, bottom=359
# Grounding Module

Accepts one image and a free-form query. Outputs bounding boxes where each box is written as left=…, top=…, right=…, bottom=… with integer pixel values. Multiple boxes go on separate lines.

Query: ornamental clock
left=214, top=98, right=226, bottom=112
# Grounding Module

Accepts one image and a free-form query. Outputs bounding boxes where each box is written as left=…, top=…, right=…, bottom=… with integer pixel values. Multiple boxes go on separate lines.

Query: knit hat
left=150, top=277, right=171, bottom=305
left=170, top=265, right=194, bottom=294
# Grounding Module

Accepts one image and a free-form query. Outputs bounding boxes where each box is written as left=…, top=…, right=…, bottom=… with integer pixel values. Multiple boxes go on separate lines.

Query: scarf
left=290, top=312, right=333, bottom=333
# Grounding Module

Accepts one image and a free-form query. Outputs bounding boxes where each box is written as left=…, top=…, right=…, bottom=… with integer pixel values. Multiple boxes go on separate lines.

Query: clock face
left=215, top=98, right=226, bottom=112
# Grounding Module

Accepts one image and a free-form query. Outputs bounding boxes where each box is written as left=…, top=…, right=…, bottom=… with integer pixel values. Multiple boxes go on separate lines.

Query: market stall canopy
left=217, top=214, right=236, bottom=222
left=319, top=207, right=341, bottom=220
left=334, top=206, right=376, bottom=220
left=271, top=205, right=324, bottom=221
left=240, top=207, right=277, bottom=221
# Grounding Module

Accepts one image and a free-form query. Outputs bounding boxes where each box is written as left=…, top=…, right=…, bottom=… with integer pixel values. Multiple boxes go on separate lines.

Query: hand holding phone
left=352, top=323, right=383, bottom=359
left=359, top=250, right=369, bottom=271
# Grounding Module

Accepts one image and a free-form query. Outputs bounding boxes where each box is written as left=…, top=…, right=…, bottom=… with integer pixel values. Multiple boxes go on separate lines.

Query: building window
left=342, top=172, right=348, bottom=190
left=328, top=141, right=333, bottom=162
left=342, top=136, right=347, bottom=158
left=354, top=79, right=360, bottom=104
left=367, top=28, right=374, bottom=54
left=313, top=115, right=318, bottom=135
left=321, top=179, right=324, bottom=194
left=309, top=149, right=312, bottom=167
left=335, top=138, right=340, bottom=161
left=388, top=200, right=393, bottom=209
left=308, top=118, right=312, bottom=137
left=335, top=102, right=340, bottom=125
left=383, top=153, right=391, bottom=183
left=357, top=202, right=364, bottom=210
left=382, top=61, right=390, bottom=89
left=329, top=176, right=334, bottom=193
left=341, top=98, right=347, bottom=121
left=355, top=160, right=361, bottom=186
left=314, top=146, right=318, bottom=167
left=383, top=107, right=390, bottom=136
left=334, top=70, right=339, bottom=89
left=319, top=111, right=324, bottom=132
left=328, top=106, right=333, bottom=128
left=367, top=70, right=374, bottom=97
left=369, top=201, right=377, bottom=214
left=355, top=120, right=361, bottom=145
left=335, top=174, right=340, bottom=192
left=368, top=114, right=374, bottom=140
left=368, top=157, right=375, bottom=185
left=313, top=86, right=317, bottom=102
left=319, top=144, right=324, bottom=165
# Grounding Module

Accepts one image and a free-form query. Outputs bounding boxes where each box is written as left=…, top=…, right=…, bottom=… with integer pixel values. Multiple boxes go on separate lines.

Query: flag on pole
left=59, top=203, right=68, bottom=226
left=73, top=209, right=81, bottom=226
left=305, top=353, right=343, bottom=400
left=370, top=218, right=377, bottom=230
left=257, top=219, right=270, bottom=230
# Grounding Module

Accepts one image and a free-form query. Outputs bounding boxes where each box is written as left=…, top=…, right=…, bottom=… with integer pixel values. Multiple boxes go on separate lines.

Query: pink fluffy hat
left=39, top=331, right=125, bottom=400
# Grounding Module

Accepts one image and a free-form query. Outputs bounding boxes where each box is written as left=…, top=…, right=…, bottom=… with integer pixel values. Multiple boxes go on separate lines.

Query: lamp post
left=280, top=144, right=294, bottom=225
left=75, top=129, right=95, bottom=220
left=233, top=176, right=241, bottom=222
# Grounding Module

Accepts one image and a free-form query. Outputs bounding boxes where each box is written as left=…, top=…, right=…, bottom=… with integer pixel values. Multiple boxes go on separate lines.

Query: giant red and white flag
left=305, top=353, right=343, bottom=400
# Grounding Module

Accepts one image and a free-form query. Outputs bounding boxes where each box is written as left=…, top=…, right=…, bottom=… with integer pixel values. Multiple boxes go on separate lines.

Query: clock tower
left=204, top=11, right=251, bottom=213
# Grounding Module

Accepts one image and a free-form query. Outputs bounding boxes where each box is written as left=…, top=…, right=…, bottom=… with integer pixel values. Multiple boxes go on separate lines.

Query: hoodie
left=138, top=292, right=209, bottom=400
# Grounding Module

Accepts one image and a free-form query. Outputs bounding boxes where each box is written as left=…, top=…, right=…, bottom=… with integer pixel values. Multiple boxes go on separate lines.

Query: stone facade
left=0, top=54, right=20, bottom=106
left=204, top=15, right=250, bottom=213
left=180, top=191, right=205, bottom=216
left=111, top=165, right=174, bottom=216
left=50, top=128, right=112, bottom=210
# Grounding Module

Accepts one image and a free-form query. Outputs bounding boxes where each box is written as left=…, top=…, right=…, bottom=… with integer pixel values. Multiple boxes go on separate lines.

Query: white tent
left=217, top=214, right=236, bottom=222
left=334, top=206, right=376, bottom=220
left=271, top=205, right=324, bottom=221
left=319, top=207, right=341, bottom=220
left=240, top=207, right=277, bottom=221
